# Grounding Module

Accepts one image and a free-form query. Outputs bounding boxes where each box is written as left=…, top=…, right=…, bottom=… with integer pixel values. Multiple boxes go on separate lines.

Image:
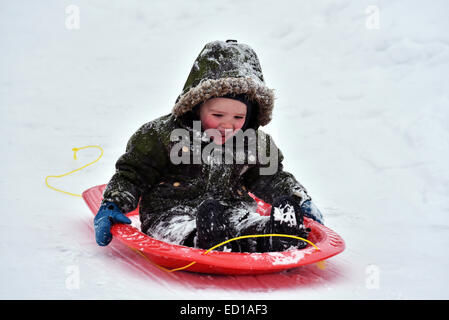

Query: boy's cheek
left=201, top=116, right=219, bottom=130
left=236, top=119, right=245, bottom=130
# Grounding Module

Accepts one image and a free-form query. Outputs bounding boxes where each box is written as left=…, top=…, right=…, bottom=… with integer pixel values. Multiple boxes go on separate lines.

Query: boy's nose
left=220, top=122, right=234, bottom=130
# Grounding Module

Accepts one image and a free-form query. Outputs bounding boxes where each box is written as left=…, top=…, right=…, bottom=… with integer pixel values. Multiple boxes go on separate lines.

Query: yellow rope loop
left=45, top=145, right=104, bottom=197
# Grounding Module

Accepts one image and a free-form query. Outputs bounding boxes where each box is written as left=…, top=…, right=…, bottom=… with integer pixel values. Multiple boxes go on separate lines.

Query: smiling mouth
left=220, top=129, right=235, bottom=136
left=220, top=132, right=233, bottom=141
left=211, top=132, right=230, bottom=143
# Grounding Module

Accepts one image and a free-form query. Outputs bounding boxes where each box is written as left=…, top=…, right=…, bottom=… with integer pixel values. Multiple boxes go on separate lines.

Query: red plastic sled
left=83, top=184, right=345, bottom=275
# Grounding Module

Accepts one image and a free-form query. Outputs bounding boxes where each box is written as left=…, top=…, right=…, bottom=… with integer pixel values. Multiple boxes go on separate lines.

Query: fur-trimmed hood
left=172, top=40, right=275, bottom=129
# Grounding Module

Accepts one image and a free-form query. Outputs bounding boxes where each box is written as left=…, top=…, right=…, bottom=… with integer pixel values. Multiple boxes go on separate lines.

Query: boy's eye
left=212, top=114, right=244, bottom=119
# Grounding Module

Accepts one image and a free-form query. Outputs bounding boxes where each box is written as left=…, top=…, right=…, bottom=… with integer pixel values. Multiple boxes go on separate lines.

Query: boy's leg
left=225, top=203, right=270, bottom=253
left=195, top=199, right=230, bottom=251
left=196, top=200, right=268, bottom=252
left=144, top=205, right=197, bottom=246
left=264, top=195, right=311, bottom=252
left=193, top=197, right=311, bottom=253
left=228, top=196, right=311, bottom=252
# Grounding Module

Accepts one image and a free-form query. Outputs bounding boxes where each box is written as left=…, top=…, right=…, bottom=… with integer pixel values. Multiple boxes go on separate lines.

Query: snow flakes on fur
left=172, top=40, right=275, bottom=127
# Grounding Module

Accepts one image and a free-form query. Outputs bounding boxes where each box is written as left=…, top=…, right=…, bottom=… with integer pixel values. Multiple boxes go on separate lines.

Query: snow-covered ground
left=1, top=0, right=448, bottom=299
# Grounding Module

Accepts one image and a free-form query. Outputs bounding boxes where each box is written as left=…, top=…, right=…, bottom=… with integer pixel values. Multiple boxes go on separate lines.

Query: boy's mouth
left=220, top=130, right=234, bottom=141
left=210, top=130, right=233, bottom=144
left=204, top=128, right=236, bottom=143
left=220, top=129, right=235, bottom=136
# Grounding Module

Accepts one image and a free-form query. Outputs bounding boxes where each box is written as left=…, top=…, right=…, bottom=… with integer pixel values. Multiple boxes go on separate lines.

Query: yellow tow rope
left=45, top=145, right=103, bottom=197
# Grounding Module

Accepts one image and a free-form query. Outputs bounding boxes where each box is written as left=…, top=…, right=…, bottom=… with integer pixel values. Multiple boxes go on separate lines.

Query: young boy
left=94, top=40, right=324, bottom=252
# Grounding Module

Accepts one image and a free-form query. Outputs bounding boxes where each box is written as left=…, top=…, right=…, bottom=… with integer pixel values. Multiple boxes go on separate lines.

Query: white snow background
left=1, top=0, right=448, bottom=299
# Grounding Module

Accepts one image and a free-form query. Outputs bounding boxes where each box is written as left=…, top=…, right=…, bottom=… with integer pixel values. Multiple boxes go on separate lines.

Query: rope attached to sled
left=45, top=145, right=104, bottom=197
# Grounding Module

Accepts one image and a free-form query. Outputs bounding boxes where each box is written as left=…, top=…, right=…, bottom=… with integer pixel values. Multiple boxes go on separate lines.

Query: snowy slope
left=1, top=0, right=448, bottom=299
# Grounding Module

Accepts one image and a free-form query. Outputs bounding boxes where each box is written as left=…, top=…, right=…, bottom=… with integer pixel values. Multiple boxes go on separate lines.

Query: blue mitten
left=94, top=201, right=131, bottom=246
left=300, top=200, right=324, bottom=225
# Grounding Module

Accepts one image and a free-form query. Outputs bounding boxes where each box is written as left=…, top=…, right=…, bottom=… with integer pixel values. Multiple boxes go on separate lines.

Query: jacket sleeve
left=242, top=131, right=311, bottom=206
left=102, top=122, right=168, bottom=213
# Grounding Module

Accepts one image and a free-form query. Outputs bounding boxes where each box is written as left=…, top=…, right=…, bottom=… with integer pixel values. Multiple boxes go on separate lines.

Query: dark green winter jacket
left=102, top=40, right=311, bottom=236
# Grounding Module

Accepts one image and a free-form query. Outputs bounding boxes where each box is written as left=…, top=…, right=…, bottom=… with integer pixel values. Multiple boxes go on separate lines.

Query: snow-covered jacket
left=102, top=40, right=311, bottom=236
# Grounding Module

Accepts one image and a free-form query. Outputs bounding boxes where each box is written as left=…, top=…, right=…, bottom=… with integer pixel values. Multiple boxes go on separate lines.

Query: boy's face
left=199, top=97, right=247, bottom=145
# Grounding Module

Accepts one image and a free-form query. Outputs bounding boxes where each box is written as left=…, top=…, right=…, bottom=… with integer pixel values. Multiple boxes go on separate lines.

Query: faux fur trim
left=172, top=77, right=275, bottom=127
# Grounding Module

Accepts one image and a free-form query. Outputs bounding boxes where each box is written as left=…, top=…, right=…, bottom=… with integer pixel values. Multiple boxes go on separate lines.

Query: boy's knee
left=197, top=199, right=226, bottom=219
left=271, top=195, right=301, bottom=213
